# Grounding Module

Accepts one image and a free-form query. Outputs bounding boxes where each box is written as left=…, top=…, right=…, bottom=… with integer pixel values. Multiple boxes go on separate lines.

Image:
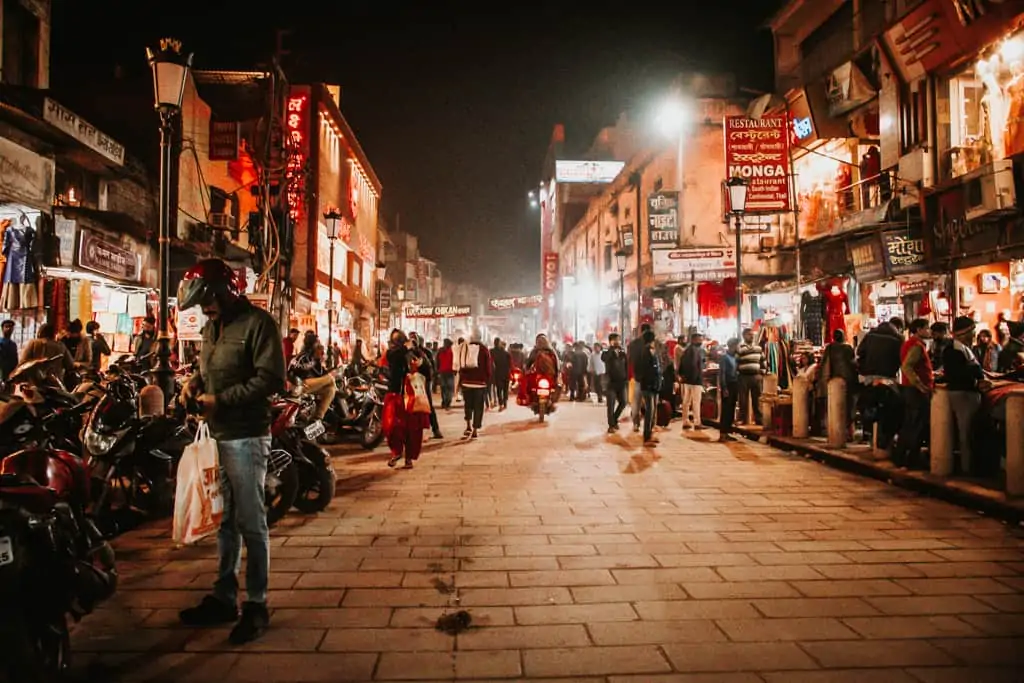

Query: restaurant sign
left=405, top=304, right=471, bottom=319
left=724, top=115, right=791, bottom=212
left=43, top=98, right=125, bottom=166
left=489, top=294, right=543, bottom=310
left=542, top=252, right=559, bottom=296
left=77, top=229, right=140, bottom=282
left=882, top=229, right=927, bottom=274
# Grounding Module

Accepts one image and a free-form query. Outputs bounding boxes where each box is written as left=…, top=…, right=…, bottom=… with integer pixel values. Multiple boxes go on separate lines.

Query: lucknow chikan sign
left=405, top=304, right=471, bottom=319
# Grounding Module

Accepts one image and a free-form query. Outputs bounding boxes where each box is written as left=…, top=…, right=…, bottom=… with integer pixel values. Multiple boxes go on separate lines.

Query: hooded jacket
left=856, top=322, right=903, bottom=379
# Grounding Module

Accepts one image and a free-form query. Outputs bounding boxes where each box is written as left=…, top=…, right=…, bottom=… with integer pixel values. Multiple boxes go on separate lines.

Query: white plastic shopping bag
left=172, top=421, right=224, bottom=545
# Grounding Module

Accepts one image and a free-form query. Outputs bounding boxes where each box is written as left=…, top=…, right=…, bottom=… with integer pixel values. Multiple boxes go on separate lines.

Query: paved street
left=72, top=400, right=1024, bottom=682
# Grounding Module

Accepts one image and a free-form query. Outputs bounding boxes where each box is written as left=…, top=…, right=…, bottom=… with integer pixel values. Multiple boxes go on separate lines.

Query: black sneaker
left=229, top=601, right=269, bottom=645
left=432, top=431, right=444, bottom=440
left=471, top=429, right=478, bottom=439
left=463, top=427, right=472, bottom=438
left=179, top=595, right=238, bottom=626
left=607, top=426, right=616, bottom=434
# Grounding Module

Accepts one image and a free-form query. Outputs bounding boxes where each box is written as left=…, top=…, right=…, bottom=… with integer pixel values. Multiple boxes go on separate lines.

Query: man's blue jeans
left=439, top=372, right=455, bottom=409
left=214, top=436, right=270, bottom=605
left=642, top=390, right=658, bottom=441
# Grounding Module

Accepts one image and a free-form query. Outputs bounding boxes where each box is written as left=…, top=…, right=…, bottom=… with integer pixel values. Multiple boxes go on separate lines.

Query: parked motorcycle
left=0, top=412, right=117, bottom=681
left=296, top=364, right=385, bottom=450
left=266, top=397, right=336, bottom=523
left=81, top=370, right=192, bottom=535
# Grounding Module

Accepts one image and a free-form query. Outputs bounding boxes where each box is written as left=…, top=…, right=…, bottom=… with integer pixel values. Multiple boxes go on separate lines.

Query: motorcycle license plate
left=0, top=536, right=12, bottom=566
left=537, top=389, right=550, bottom=398
left=304, top=420, right=326, bottom=440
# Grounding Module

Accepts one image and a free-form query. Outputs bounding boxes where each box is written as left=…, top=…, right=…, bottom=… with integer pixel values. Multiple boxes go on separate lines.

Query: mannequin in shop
left=800, top=288, right=825, bottom=346
left=1, top=212, right=39, bottom=311
left=818, top=279, right=849, bottom=341
left=758, top=311, right=792, bottom=390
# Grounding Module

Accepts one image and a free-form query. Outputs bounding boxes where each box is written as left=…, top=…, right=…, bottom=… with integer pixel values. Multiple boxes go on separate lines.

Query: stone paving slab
left=70, top=401, right=1024, bottom=680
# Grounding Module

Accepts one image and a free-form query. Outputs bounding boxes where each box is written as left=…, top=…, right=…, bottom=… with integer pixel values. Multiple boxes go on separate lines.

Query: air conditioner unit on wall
left=209, top=213, right=237, bottom=230
left=897, top=148, right=933, bottom=210
left=964, top=159, right=1017, bottom=221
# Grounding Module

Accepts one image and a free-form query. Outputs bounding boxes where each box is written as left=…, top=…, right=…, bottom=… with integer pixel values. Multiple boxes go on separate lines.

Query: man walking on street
left=637, top=329, right=662, bottom=447
left=718, top=338, right=740, bottom=442
left=602, top=334, right=627, bottom=433
left=437, top=339, right=455, bottom=409
left=177, top=258, right=286, bottom=645
left=628, top=323, right=651, bottom=432
left=457, top=330, right=491, bottom=439
left=679, top=332, right=707, bottom=430
left=491, top=337, right=511, bottom=410
left=736, top=328, right=763, bottom=425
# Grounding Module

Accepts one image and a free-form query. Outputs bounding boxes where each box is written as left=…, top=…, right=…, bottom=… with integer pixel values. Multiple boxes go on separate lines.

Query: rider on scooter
left=519, top=334, right=560, bottom=405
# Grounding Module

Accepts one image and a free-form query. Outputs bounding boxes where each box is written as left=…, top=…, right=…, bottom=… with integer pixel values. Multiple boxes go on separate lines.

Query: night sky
left=51, top=1, right=782, bottom=294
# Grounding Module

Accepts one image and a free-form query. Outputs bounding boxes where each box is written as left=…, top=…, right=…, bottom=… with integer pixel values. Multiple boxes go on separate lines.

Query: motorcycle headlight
left=84, top=427, right=126, bottom=456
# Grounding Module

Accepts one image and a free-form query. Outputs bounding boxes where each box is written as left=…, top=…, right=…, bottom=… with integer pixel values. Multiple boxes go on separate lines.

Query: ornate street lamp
left=323, top=207, right=342, bottom=366
left=726, top=176, right=749, bottom=340
left=615, top=248, right=628, bottom=338
left=147, top=38, right=192, bottom=405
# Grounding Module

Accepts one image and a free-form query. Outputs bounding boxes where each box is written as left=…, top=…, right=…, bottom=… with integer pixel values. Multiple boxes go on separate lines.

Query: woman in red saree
left=383, top=329, right=430, bottom=469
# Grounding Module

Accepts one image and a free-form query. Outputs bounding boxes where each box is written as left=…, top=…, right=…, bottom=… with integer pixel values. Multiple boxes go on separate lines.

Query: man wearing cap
left=942, top=316, right=988, bottom=475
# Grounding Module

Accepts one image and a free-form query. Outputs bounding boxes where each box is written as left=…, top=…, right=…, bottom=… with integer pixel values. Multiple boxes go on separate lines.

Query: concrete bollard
left=827, top=377, right=847, bottom=449
left=930, top=386, right=953, bottom=477
left=764, top=373, right=779, bottom=396
left=1006, top=393, right=1024, bottom=496
left=792, top=375, right=810, bottom=438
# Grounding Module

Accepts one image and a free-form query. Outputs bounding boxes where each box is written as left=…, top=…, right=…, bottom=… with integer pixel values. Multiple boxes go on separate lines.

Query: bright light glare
left=655, top=97, right=690, bottom=137
left=530, top=199, right=539, bottom=208
left=528, top=190, right=535, bottom=199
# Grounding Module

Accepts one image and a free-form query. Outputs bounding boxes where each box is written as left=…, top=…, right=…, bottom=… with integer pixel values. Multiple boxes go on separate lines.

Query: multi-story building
left=383, top=227, right=453, bottom=339
left=768, top=0, right=1024, bottom=345
left=286, top=84, right=382, bottom=347
left=0, top=0, right=160, bottom=350
left=550, top=74, right=789, bottom=342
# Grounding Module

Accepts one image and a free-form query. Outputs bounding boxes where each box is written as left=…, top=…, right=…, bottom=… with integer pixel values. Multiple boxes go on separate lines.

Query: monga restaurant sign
left=489, top=294, right=543, bottom=310
left=405, top=304, right=471, bottom=319
left=724, top=115, right=791, bottom=212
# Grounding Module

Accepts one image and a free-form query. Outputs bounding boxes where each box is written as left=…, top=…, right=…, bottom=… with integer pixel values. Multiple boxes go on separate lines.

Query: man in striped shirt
left=736, top=328, right=763, bottom=425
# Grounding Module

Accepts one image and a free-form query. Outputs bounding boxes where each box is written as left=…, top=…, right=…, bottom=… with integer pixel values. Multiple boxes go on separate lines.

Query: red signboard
left=285, top=89, right=310, bottom=223
left=724, top=115, right=791, bottom=213
left=542, top=252, right=559, bottom=296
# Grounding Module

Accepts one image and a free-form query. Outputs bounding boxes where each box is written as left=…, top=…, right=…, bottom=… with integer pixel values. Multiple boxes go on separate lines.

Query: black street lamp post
left=726, top=176, right=749, bottom=341
left=323, top=208, right=342, bottom=366
left=147, top=39, right=192, bottom=405
left=615, top=249, right=628, bottom=338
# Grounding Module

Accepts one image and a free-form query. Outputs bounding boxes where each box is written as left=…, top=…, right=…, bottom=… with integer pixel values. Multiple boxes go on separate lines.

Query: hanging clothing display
left=800, top=290, right=825, bottom=345
left=819, top=280, right=849, bottom=341
left=759, top=317, right=793, bottom=389
left=697, top=281, right=729, bottom=319
left=1, top=216, right=39, bottom=311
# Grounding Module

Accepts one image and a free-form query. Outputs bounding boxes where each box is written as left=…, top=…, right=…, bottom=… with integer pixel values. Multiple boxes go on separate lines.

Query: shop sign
left=724, top=115, right=791, bottom=212
left=927, top=184, right=1005, bottom=259
left=248, top=293, right=270, bottom=311
left=0, top=137, right=54, bottom=208
left=646, top=191, right=679, bottom=248
left=378, top=287, right=391, bottom=310
left=477, top=315, right=509, bottom=326
left=619, top=223, right=634, bottom=250
left=542, top=252, right=559, bottom=296
left=554, top=160, right=625, bottom=184
left=882, top=229, right=927, bottom=274
left=54, top=215, right=75, bottom=266
left=849, top=236, right=886, bottom=282
left=405, top=304, right=471, bottom=319
left=208, top=117, right=239, bottom=161
left=285, top=87, right=310, bottom=223
left=826, top=61, right=876, bottom=117
left=652, top=247, right=736, bottom=280
left=42, top=98, right=125, bottom=166
left=177, top=307, right=207, bottom=342
left=76, top=229, right=140, bottom=282
left=488, top=294, right=542, bottom=310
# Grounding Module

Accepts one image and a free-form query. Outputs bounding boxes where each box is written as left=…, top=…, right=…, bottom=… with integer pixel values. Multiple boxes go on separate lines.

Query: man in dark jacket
left=133, top=315, right=157, bottom=368
left=679, top=332, right=707, bottom=430
left=491, top=338, right=511, bottom=410
left=177, top=259, right=285, bottom=645
left=627, top=323, right=651, bottom=432
left=0, top=319, right=18, bottom=381
left=636, top=329, right=661, bottom=446
left=857, top=317, right=904, bottom=380
left=602, top=333, right=628, bottom=433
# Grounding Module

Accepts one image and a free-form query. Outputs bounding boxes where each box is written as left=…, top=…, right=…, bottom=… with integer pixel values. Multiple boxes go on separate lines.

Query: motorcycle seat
left=0, top=473, right=59, bottom=513
left=0, top=448, right=88, bottom=508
